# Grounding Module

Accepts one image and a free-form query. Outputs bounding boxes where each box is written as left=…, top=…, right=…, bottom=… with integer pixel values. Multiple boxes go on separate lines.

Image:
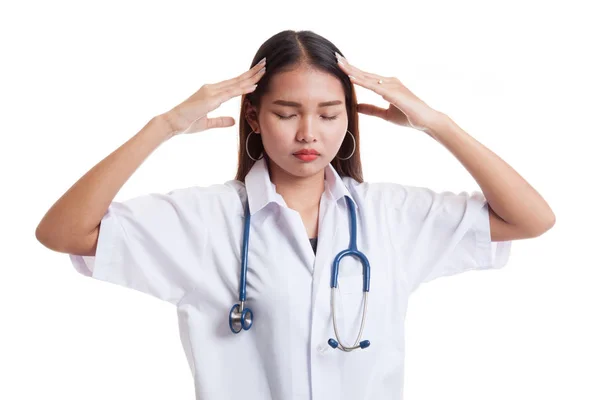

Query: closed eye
left=274, top=113, right=339, bottom=121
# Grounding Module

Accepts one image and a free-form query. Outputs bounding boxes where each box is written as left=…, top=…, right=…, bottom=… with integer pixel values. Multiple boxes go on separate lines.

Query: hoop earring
left=335, top=130, right=356, bottom=160
left=246, top=130, right=264, bottom=161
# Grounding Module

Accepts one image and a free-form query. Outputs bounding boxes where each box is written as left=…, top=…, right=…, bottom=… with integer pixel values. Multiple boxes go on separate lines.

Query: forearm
left=428, top=114, right=556, bottom=234
left=35, top=114, right=174, bottom=246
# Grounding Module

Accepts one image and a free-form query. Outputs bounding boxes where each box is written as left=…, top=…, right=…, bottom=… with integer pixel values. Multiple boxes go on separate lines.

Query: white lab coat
left=69, top=156, right=511, bottom=399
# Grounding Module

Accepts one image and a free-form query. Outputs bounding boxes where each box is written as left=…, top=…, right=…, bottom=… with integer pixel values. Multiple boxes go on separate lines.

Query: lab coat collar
left=244, top=156, right=358, bottom=217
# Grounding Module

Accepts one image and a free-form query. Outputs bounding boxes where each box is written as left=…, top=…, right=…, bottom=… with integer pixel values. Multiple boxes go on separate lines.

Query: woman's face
left=247, top=64, right=348, bottom=181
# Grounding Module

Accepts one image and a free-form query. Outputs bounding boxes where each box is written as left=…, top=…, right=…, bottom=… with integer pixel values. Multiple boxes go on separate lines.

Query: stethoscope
left=229, top=195, right=372, bottom=352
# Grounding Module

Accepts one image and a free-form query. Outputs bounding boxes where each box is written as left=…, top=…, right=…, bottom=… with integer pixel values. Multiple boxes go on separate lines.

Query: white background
left=2, top=0, right=598, bottom=399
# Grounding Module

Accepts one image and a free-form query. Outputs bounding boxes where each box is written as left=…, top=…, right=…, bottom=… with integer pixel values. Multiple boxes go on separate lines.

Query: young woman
left=36, top=30, right=555, bottom=400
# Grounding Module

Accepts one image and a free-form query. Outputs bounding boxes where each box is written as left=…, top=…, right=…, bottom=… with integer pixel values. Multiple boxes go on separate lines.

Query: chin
left=290, top=159, right=328, bottom=175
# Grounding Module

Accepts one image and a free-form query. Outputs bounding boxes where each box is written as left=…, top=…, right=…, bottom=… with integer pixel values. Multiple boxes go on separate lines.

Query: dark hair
left=234, top=30, right=363, bottom=184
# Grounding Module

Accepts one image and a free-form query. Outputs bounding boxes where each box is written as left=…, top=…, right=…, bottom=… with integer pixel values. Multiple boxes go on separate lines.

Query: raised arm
left=36, top=58, right=267, bottom=255
left=35, top=114, right=175, bottom=255
left=428, top=115, right=556, bottom=241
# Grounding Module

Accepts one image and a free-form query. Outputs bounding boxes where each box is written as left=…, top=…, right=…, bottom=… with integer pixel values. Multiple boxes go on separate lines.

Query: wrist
left=155, top=112, right=181, bottom=139
left=424, top=112, right=451, bottom=141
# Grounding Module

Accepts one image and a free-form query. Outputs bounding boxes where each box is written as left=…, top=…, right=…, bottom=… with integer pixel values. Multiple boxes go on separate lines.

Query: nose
left=296, top=119, right=317, bottom=143
left=297, top=133, right=316, bottom=143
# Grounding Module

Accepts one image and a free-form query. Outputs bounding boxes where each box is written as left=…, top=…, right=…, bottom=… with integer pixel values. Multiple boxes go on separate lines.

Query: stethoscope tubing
left=328, top=196, right=371, bottom=351
left=230, top=196, right=371, bottom=352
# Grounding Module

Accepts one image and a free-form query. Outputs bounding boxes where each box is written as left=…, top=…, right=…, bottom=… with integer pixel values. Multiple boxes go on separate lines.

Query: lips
left=293, top=149, right=320, bottom=155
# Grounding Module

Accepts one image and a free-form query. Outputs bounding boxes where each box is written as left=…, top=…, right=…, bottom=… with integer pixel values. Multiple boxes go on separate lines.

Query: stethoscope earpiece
left=328, top=338, right=371, bottom=351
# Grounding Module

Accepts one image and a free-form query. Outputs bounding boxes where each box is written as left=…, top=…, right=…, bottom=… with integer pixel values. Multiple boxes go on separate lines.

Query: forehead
left=264, top=65, right=344, bottom=105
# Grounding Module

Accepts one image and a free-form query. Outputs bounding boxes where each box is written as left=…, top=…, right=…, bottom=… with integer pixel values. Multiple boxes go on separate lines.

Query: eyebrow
left=272, top=100, right=343, bottom=108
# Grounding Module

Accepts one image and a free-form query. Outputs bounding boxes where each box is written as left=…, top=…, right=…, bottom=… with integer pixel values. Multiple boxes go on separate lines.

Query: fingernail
left=260, top=57, right=266, bottom=64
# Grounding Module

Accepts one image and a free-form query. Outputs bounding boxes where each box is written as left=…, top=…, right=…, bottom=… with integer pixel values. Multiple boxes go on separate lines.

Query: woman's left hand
left=335, top=52, right=446, bottom=136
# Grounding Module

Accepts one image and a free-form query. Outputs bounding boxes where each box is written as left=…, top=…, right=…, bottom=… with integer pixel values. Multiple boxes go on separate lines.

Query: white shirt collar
left=244, top=156, right=358, bottom=216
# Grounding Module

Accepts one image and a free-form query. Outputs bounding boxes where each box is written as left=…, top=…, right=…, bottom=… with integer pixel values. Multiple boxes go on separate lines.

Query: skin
left=334, top=52, right=555, bottom=239
left=244, top=55, right=555, bottom=241
left=245, top=64, right=348, bottom=236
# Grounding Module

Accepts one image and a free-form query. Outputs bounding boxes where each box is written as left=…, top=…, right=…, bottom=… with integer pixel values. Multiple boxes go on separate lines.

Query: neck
left=267, top=157, right=325, bottom=213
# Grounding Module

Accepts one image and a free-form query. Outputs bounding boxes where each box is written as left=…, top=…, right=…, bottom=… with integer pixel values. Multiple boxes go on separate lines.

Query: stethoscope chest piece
left=229, top=301, right=253, bottom=333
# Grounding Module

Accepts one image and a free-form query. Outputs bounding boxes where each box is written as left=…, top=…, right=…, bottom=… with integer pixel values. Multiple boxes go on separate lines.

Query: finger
left=184, top=116, right=236, bottom=135
left=205, top=116, right=236, bottom=129
left=215, top=83, right=258, bottom=104
left=357, top=103, right=387, bottom=119
left=348, top=74, right=381, bottom=93
left=213, top=58, right=267, bottom=90
left=337, top=57, right=385, bottom=81
left=219, top=65, right=265, bottom=95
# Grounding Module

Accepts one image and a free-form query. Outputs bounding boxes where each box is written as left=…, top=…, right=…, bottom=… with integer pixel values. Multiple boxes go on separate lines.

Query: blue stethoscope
left=229, top=195, right=371, bottom=352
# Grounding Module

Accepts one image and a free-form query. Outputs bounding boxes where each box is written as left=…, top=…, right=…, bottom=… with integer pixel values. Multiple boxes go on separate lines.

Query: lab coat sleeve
left=68, top=188, right=206, bottom=305
left=386, top=184, right=512, bottom=293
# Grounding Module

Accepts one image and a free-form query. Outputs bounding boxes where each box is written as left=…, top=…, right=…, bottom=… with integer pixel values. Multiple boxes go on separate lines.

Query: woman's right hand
left=163, top=57, right=267, bottom=136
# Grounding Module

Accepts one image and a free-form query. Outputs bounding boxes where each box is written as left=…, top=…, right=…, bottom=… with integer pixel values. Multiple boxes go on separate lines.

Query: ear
left=244, top=99, right=261, bottom=133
